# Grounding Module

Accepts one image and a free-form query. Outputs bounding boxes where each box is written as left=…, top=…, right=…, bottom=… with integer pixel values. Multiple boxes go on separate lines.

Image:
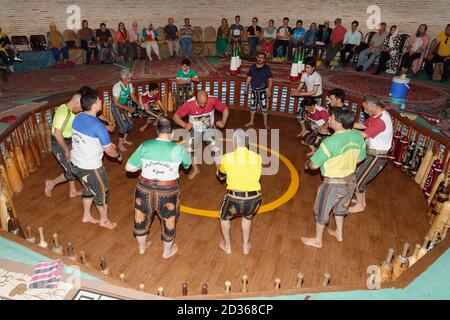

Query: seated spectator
left=317, top=21, right=332, bottom=46
left=138, top=82, right=167, bottom=132
left=216, top=19, right=230, bottom=59
left=247, top=17, right=262, bottom=60
left=303, top=23, right=318, bottom=55
left=130, top=21, right=145, bottom=60
left=180, top=18, right=194, bottom=59
left=176, top=58, right=199, bottom=106
left=230, top=16, right=244, bottom=49
left=340, top=20, right=362, bottom=67
left=142, top=23, right=161, bottom=61
left=300, top=97, right=330, bottom=156
left=290, top=20, right=306, bottom=60
left=424, top=24, right=450, bottom=82
left=78, top=20, right=98, bottom=65
left=373, top=25, right=401, bottom=75
left=261, top=19, right=276, bottom=59
left=47, top=23, right=70, bottom=66
left=273, top=17, right=292, bottom=61
left=115, top=22, right=132, bottom=62
left=399, top=24, right=430, bottom=76
left=356, top=22, right=388, bottom=72
left=164, top=17, right=180, bottom=59
left=0, top=27, right=21, bottom=72
left=96, top=23, right=115, bottom=64
left=324, top=18, right=347, bottom=68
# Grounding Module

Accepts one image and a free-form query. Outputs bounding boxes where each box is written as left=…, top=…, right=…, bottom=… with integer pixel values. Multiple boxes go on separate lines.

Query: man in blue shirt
left=245, top=52, right=273, bottom=129
left=290, top=20, right=306, bottom=60
left=71, top=90, right=122, bottom=230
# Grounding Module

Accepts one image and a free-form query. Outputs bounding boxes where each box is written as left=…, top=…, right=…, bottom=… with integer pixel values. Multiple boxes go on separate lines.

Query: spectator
left=290, top=20, right=306, bottom=60
left=340, top=20, right=362, bottom=67
left=230, top=15, right=244, bottom=48
left=130, top=21, right=145, bottom=60
left=373, top=25, right=400, bottom=75
left=324, top=18, right=347, bottom=68
left=78, top=20, right=98, bottom=65
left=115, top=22, right=132, bottom=62
left=356, top=22, right=388, bottom=72
left=0, top=27, right=21, bottom=72
left=164, top=17, right=180, bottom=59
left=180, top=18, right=194, bottom=59
left=216, top=18, right=230, bottom=59
left=96, top=23, right=115, bottom=64
left=261, top=19, right=276, bottom=59
left=176, top=58, right=199, bottom=106
left=273, top=17, right=292, bottom=61
left=303, top=23, right=318, bottom=55
left=47, top=23, right=69, bottom=65
left=317, top=20, right=332, bottom=45
left=142, top=23, right=161, bottom=61
left=400, top=24, right=430, bottom=76
left=424, top=24, right=449, bottom=82
left=247, top=17, right=262, bottom=60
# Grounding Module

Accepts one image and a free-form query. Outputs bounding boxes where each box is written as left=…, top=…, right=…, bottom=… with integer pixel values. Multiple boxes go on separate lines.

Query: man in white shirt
left=340, top=20, right=362, bottom=67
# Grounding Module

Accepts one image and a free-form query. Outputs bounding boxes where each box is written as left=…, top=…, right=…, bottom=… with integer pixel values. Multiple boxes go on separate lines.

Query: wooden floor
left=15, top=110, right=430, bottom=297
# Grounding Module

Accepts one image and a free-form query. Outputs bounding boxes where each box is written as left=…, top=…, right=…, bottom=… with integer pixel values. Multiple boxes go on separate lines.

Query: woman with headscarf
left=216, top=19, right=230, bottom=60
left=115, top=22, right=132, bottom=62
left=399, top=24, right=430, bottom=76
left=47, top=23, right=69, bottom=65
left=303, top=23, right=318, bottom=55
left=373, top=25, right=401, bottom=75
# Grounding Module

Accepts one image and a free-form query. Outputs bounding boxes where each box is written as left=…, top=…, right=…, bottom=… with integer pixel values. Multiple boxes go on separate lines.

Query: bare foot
left=244, top=122, right=254, bottom=127
left=44, top=180, right=54, bottom=198
left=99, top=219, right=117, bottom=230
left=82, top=216, right=100, bottom=224
left=162, top=244, right=178, bottom=259
left=327, top=229, right=343, bottom=242
left=123, top=140, right=133, bottom=146
left=69, top=190, right=82, bottom=198
left=243, top=243, right=251, bottom=255
left=139, top=126, right=148, bottom=133
left=138, top=241, right=152, bottom=255
left=118, top=143, right=127, bottom=152
left=348, top=205, right=366, bottom=214
left=297, top=130, right=307, bottom=138
left=188, top=169, right=200, bottom=180
left=219, top=241, right=232, bottom=255
left=301, top=237, right=322, bottom=248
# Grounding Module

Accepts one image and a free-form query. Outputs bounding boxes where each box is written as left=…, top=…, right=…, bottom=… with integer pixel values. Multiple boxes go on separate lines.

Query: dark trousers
left=248, top=38, right=258, bottom=59
left=324, top=43, right=343, bottom=64
left=80, top=40, right=98, bottom=65
left=51, top=47, right=69, bottom=62
left=375, top=51, right=391, bottom=73
left=0, top=50, right=14, bottom=66
left=340, top=44, right=357, bottom=66
left=400, top=52, right=421, bottom=71
left=425, top=54, right=450, bottom=80
left=273, top=40, right=289, bottom=58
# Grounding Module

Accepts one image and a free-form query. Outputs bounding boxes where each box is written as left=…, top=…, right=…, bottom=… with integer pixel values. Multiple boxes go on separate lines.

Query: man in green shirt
left=302, top=108, right=366, bottom=249
left=45, top=94, right=83, bottom=198
left=125, top=117, right=191, bottom=258
left=176, top=58, right=199, bottom=106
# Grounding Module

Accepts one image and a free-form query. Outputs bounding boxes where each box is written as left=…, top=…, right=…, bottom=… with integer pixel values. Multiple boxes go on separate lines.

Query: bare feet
left=69, top=190, right=82, bottom=198
left=139, top=125, right=148, bottom=133
left=138, top=241, right=152, bottom=255
left=118, top=143, right=127, bottom=152
left=243, top=243, right=251, bottom=255
left=244, top=122, right=254, bottom=127
left=348, top=205, right=366, bottom=214
left=297, top=130, right=307, bottom=138
left=162, top=244, right=178, bottom=259
left=327, top=229, right=343, bottom=242
left=301, top=237, right=322, bottom=248
left=188, top=168, right=200, bottom=180
left=220, top=241, right=232, bottom=255
left=123, top=140, right=133, bottom=146
left=82, top=216, right=100, bottom=225
left=99, top=219, right=117, bottom=229
left=44, top=180, right=54, bottom=198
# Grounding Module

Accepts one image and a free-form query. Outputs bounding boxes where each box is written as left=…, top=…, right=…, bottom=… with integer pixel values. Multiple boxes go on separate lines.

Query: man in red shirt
left=173, top=91, right=230, bottom=179
left=324, top=18, right=347, bottom=68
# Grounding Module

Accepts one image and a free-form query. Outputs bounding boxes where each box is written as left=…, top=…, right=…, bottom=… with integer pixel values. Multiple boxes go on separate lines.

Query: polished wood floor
left=15, top=110, right=430, bottom=296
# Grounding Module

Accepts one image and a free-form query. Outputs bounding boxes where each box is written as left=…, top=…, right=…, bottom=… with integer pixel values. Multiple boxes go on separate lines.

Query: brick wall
left=1, top=0, right=448, bottom=39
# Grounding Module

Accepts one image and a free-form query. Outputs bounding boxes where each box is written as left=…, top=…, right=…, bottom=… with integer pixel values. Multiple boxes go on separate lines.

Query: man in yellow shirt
left=217, top=129, right=262, bottom=255
left=425, top=24, right=450, bottom=82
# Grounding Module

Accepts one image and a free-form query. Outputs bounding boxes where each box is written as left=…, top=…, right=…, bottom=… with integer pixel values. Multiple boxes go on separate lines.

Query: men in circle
left=327, top=88, right=346, bottom=114
left=349, top=96, right=393, bottom=213
left=126, top=118, right=191, bottom=258
left=216, top=129, right=262, bottom=255
left=71, top=89, right=122, bottom=229
left=302, top=108, right=366, bottom=248
left=45, top=94, right=83, bottom=198
left=111, top=69, right=142, bottom=152
left=173, top=91, right=229, bottom=180
left=244, top=52, right=273, bottom=129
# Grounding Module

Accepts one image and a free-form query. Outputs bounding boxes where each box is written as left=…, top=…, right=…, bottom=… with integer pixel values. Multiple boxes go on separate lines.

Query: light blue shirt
left=343, top=30, right=362, bottom=46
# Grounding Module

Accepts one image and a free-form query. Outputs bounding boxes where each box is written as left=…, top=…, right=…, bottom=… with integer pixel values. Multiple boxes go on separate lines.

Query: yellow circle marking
left=180, top=142, right=300, bottom=218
